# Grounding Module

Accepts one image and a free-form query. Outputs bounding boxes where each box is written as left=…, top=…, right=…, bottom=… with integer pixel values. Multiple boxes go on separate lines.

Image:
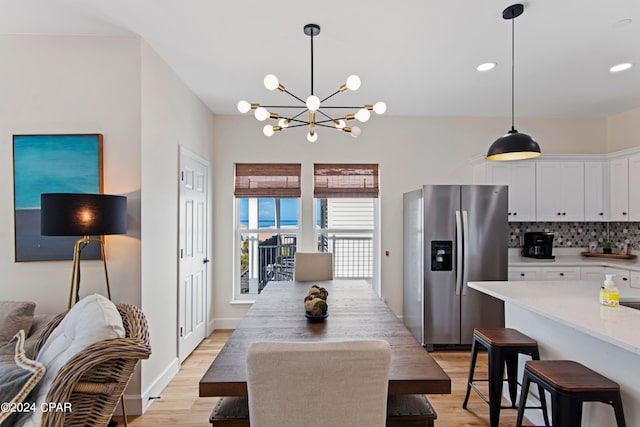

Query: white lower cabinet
left=603, top=267, right=630, bottom=288
left=581, top=266, right=605, bottom=281
left=631, top=271, right=640, bottom=289
left=509, top=265, right=638, bottom=285
left=540, top=267, right=581, bottom=280
left=508, top=267, right=540, bottom=281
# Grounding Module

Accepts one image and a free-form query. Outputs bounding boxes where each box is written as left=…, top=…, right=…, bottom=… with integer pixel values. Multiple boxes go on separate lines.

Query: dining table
left=199, top=279, right=451, bottom=397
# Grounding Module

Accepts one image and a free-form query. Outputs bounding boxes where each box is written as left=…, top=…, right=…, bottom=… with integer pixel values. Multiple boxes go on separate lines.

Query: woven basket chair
left=31, top=303, right=151, bottom=427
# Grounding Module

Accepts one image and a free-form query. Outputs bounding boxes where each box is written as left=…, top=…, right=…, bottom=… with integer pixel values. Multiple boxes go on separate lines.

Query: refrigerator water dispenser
left=431, top=241, right=452, bottom=271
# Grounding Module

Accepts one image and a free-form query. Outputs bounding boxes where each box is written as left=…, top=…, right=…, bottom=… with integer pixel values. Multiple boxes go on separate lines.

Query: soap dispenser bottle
left=599, top=274, right=620, bottom=307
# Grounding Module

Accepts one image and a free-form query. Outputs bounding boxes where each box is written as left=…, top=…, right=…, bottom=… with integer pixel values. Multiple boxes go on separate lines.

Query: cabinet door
left=628, top=154, right=640, bottom=221
left=509, top=163, right=536, bottom=221
left=609, top=157, right=629, bottom=221
left=536, top=162, right=562, bottom=221
left=581, top=266, right=605, bottom=281
left=584, top=161, right=607, bottom=221
left=561, top=163, right=585, bottom=221
left=540, top=267, right=580, bottom=281
left=630, top=271, right=640, bottom=289
left=508, top=267, right=540, bottom=281
left=536, top=162, right=584, bottom=221
left=604, top=267, right=630, bottom=289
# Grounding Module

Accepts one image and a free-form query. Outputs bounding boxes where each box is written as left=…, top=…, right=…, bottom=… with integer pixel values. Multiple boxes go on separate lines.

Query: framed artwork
left=13, top=134, right=104, bottom=262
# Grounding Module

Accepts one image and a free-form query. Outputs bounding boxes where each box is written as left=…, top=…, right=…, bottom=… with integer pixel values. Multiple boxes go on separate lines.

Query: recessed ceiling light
left=477, top=62, right=497, bottom=71
left=610, top=63, right=633, bottom=73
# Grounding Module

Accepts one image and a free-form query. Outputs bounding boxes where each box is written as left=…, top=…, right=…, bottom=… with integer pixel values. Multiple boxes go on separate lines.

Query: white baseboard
left=213, top=317, right=242, bottom=330
left=139, top=357, right=181, bottom=413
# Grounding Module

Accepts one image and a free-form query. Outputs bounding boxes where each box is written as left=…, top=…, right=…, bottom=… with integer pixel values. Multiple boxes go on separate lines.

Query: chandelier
left=237, top=23, right=386, bottom=142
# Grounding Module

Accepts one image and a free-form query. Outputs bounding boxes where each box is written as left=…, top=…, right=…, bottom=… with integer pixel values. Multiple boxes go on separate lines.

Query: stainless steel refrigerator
left=403, top=185, right=507, bottom=349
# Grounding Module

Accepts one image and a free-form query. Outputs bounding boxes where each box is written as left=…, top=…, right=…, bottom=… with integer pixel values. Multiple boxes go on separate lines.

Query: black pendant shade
left=486, top=128, right=541, bottom=161
left=487, top=3, right=541, bottom=161
left=41, top=193, right=127, bottom=236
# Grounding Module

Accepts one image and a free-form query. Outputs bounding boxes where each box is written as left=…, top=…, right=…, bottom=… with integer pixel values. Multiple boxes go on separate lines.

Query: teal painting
left=13, top=134, right=103, bottom=261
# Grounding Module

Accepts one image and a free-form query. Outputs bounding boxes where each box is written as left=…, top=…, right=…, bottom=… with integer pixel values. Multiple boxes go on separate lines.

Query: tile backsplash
left=508, top=222, right=640, bottom=250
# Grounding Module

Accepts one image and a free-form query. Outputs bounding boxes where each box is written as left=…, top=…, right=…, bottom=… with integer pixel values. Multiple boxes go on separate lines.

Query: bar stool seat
left=516, top=360, right=626, bottom=427
left=463, top=328, right=549, bottom=427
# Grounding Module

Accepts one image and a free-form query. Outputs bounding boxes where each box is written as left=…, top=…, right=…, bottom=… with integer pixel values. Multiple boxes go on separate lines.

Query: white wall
left=0, top=34, right=142, bottom=311
left=0, top=33, right=143, bottom=404
left=0, top=34, right=215, bottom=415
left=211, top=115, right=608, bottom=322
left=608, top=107, right=640, bottom=152
left=139, top=40, right=215, bottom=406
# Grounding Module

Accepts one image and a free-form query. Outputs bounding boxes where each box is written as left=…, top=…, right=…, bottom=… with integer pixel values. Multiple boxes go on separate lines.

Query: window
left=314, top=164, right=379, bottom=285
left=235, top=164, right=300, bottom=298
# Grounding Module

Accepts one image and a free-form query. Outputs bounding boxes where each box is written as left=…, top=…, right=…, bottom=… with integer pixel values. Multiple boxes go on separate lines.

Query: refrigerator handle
left=455, top=210, right=463, bottom=296
left=462, top=210, right=470, bottom=295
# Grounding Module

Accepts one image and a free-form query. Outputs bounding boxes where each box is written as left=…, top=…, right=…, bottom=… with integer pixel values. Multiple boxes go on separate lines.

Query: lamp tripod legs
left=68, top=236, right=113, bottom=309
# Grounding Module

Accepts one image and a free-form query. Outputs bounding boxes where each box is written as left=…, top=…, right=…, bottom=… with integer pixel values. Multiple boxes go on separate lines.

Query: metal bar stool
left=463, top=328, right=549, bottom=427
left=516, top=360, right=626, bottom=427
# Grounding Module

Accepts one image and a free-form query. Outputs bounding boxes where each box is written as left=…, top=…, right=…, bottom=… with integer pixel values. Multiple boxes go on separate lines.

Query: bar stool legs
left=463, top=328, right=548, bottom=427
left=515, top=368, right=550, bottom=427
left=516, top=360, right=626, bottom=427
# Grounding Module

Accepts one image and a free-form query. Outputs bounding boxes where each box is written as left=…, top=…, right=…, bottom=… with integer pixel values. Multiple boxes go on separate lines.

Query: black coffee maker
left=522, top=232, right=555, bottom=259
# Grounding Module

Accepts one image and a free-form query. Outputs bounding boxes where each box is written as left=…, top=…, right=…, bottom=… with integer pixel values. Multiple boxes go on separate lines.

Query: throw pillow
left=16, top=294, right=125, bottom=427
left=0, top=330, right=46, bottom=424
left=0, top=301, right=36, bottom=344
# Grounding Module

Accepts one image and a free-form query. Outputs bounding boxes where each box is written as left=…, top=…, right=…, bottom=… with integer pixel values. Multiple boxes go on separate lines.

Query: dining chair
left=293, top=251, right=333, bottom=281
left=246, top=340, right=391, bottom=427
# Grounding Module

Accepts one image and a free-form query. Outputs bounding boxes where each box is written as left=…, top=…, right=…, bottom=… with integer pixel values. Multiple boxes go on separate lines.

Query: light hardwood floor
left=114, top=330, right=529, bottom=427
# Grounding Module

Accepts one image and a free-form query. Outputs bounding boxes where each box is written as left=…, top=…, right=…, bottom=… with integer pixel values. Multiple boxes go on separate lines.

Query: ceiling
left=1, top=0, right=639, bottom=118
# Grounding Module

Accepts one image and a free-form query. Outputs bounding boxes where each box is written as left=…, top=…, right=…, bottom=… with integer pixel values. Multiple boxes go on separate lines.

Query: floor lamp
left=40, top=193, right=127, bottom=309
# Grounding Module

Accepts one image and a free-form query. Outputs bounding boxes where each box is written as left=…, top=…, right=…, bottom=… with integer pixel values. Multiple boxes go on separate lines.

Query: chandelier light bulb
left=334, top=119, right=346, bottom=129
left=355, top=108, right=371, bottom=122
left=307, top=131, right=318, bottom=142
left=237, top=100, right=251, bottom=114
left=278, top=118, right=290, bottom=128
left=306, top=95, right=321, bottom=111
left=264, top=74, right=279, bottom=90
left=351, top=126, right=361, bottom=138
left=254, top=107, right=270, bottom=121
left=263, top=125, right=275, bottom=136
left=373, top=101, right=387, bottom=115
left=346, top=75, right=361, bottom=91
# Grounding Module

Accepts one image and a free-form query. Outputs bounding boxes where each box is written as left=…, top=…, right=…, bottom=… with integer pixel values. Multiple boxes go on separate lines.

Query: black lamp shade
left=41, top=193, right=127, bottom=236
left=486, top=129, right=541, bottom=161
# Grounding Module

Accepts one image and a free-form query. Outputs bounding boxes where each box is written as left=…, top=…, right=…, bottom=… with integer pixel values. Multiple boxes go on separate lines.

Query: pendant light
left=486, top=4, right=541, bottom=161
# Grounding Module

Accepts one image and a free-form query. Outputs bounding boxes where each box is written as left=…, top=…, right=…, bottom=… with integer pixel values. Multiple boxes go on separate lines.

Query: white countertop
left=508, top=248, right=640, bottom=271
left=468, top=280, right=640, bottom=356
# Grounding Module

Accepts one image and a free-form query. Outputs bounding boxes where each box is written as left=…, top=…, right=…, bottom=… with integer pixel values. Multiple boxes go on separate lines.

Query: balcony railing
left=242, top=234, right=373, bottom=294
left=318, top=234, right=373, bottom=279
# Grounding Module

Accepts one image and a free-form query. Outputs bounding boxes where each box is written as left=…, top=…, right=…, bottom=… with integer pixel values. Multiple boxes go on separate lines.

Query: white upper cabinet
left=487, top=162, right=536, bottom=222
left=536, top=162, right=585, bottom=221
left=584, top=161, right=607, bottom=221
left=609, top=157, right=629, bottom=221
left=628, top=154, right=640, bottom=221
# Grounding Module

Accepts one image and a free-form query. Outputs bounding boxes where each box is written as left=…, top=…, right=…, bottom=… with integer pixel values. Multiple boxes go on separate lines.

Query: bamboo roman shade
left=234, top=163, right=301, bottom=198
left=313, top=164, right=379, bottom=198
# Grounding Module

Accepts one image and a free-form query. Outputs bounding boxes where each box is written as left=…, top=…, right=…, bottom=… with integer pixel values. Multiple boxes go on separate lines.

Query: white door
left=178, top=147, right=209, bottom=362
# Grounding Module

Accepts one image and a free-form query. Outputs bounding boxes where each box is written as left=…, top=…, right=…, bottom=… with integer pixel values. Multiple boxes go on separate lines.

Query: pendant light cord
left=511, top=14, right=515, bottom=131
left=310, top=31, right=314, bottom=96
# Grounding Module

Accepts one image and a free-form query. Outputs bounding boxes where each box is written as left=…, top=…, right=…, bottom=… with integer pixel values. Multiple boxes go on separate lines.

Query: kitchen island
left=468, top=280, right=640, bottom=427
